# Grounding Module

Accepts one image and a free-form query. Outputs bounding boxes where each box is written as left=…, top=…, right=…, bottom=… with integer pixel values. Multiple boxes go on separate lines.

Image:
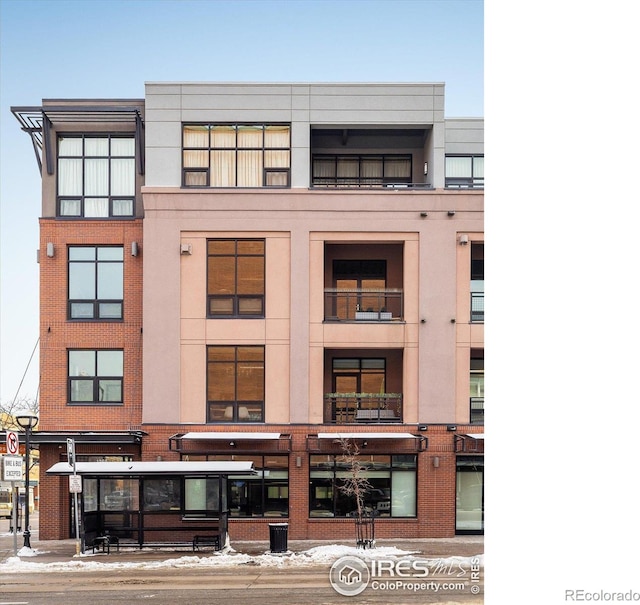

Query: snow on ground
left=0, top=542, right=484, bottom=574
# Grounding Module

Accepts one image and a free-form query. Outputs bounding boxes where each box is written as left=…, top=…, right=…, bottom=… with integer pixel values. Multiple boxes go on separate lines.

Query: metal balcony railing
left=324, top=393, right=403, bottom=424
left=324, top=289, right=403, bottom=321
left=471, top=292, right=484, bottom=323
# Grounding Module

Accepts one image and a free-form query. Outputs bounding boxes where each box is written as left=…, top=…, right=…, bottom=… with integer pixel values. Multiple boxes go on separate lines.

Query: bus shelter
left=46, top=460, right=255, bottom=551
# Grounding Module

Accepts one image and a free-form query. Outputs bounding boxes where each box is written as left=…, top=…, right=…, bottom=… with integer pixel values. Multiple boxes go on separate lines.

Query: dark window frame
left=207, top=239, right=265, bottom=318
left=206, top=345, right=265, bottom=423
left=182, top=123, right=291, bottom=188
left=308, top=454, right=417, bottom=518
left=56, top=134, right=136, bottom=218
left=67, top=348, right=124, bottom=406
left=67, top=245, right=124, bottom=321
left=445, top=154, right=484, bottom=189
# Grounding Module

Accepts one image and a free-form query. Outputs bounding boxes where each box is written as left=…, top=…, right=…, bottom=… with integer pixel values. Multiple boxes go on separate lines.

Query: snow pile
left=0, top=543, right=483, bottom=574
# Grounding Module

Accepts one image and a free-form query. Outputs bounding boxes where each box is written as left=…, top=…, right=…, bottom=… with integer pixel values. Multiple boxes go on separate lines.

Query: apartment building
left=11, top=83, right=483, bottom=545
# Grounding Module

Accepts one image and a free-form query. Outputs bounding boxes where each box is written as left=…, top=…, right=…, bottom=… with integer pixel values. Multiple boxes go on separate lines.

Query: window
left=312, top=155, right=411, bottom=187
left=207, top=239, right=265, bottom=317
left=143, top=478, right=182, bottom=512
left=445, top=155, right=484, bottom=189
left=68, top=349, right=123, bottom=404
left=207, top=454, right=288, bottom=518
left=183, top=124, right=290, bottom=187
left=57, top=136, right=135, bottom=217
left=470, top=352, right=484, bottom=424
left=309, top=455, right=416, bottom=518
left=207, top=346, right=264, bottom=422
left=68, top=246, right=123, bottom=319
left=470, top=243, right=484, bottom=322
left=456, top=457, right=484, bottom=533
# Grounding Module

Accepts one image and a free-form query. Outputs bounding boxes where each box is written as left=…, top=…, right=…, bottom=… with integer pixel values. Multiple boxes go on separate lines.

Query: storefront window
left=456, top=457, right=484, bottom=533
left=309, top=454, right=416, bottom=518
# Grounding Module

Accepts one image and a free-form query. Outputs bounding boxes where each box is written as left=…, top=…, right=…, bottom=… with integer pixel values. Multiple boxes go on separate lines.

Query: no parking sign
left=6, top=430, right=19, bottom=455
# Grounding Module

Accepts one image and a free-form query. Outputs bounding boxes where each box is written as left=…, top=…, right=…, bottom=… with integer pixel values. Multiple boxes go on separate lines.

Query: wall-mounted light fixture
left=296, top=456, right=302, bottom=468
left=131, top=242, right=139, bottom=256
left=420, top=212, right=428, bottom=218
left=229, top=441, right=236, bottom=447
left=423, top=162, right=428, bottom=175
left=459, top=234, right=469, bottom=245
left=447, top=210, right=456, bottom=217
left=418, top=425, right=428, bottom=431
left=432, top=456, right=440, bottom=468
left=362, top=441, right=368, bottom=448
left=180, top=243, right=192, bottom=255
left=46, top=242, right=55, bottom=257
left=446, top=425, right=457, bottom=432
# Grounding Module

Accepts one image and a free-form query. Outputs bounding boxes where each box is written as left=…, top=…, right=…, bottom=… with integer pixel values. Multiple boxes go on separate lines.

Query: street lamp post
left=16, top=413, right=38, bottom=549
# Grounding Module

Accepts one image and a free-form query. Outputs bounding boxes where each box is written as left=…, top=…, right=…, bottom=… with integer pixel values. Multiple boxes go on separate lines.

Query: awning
left=309, top=432, right=426, bottom=453
left=180, top=432, right=282, bottom=441
left=318, top=432, right=417, bottom=440
left=46, top=461, right=255, bottom=476
left=465, top=433, right=484, bottom=439
left=169, top=432, right=291, bottom=453
left=11, top=430, right=146, bottom=445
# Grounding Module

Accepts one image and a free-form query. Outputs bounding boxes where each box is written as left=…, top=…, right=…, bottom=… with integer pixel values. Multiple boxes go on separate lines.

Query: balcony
left=324, top=393, right=403, bottom=424
left=324, top=289, right=403, bottom=322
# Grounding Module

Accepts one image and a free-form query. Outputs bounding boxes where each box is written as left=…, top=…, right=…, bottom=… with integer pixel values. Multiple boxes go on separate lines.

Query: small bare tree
left=336, top=437, right=376, bottom=548
left=0, top=396, right=39, bottom=429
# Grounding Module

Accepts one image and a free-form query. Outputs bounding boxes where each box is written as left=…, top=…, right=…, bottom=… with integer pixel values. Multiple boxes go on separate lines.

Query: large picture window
left=207, top=239, right=265, bottom=317
left=57, top=135, right=135, bottom=217
left=207, top=346, right=264, bottom=422
left=68, top=246, right=123, bottom=320
left=183, top=124, right=290, bottom=187
left=68, top=349, right=123, bottom=404
left=309, top=454, right=416, bottom=518
left=456, top=457, right=484, bottom=533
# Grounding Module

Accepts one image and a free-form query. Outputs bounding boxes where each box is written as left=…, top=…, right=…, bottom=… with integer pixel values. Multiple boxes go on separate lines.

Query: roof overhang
left=317, top=432, right=417, bottom=440
left=169, top=431, right=291, bottom=452
left=309, top=432, right=426, bottom=452
left=180, top=432, right=282, bottom=441
left=454, top=433, right=485, bottom=454
left=1, top=430, right=145, bottom=445
left=10, top=103, right=144, bottom=176
left=46, top=460, right=256, bottom=476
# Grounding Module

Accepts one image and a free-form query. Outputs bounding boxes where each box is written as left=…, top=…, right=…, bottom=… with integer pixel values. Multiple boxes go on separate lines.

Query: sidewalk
left=1, top=512, right=484, bottom=566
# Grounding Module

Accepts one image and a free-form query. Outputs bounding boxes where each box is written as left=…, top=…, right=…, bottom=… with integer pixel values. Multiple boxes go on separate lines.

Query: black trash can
left=269, top=522, right=288, bottom=553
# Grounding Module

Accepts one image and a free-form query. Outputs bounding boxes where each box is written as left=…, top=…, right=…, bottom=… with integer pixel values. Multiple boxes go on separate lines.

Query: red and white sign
left=6, top=431, right=19, bottom=455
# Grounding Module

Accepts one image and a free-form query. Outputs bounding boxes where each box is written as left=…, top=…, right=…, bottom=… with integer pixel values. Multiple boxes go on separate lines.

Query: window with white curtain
left=182, top=124, right=290, bottom=188
left=57, top=135, right=135, bottom=217
left=445, top=155, right=484, bottom=189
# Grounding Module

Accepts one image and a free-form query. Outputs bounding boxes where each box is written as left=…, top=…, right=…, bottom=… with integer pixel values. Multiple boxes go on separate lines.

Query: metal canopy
left=317, top=432, right=417, bottom=440
left=0, top=430, right=145, bottom=445
left=46, top=460, right=256, bottom=476
left=179, top=432, right=282, bottom=441
left=11, top=103, right=144, bottom=175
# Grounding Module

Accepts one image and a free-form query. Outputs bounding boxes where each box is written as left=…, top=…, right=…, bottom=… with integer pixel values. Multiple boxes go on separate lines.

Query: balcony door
left=333, top=260, right=386, bottom=317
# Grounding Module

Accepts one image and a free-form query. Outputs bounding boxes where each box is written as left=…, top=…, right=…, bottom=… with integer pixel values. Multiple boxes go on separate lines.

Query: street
left=0, top=566, right=483, bottom=604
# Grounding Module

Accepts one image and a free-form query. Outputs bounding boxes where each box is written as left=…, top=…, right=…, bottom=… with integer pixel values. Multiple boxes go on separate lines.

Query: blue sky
left=0, top=0, right=483, bottom=403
